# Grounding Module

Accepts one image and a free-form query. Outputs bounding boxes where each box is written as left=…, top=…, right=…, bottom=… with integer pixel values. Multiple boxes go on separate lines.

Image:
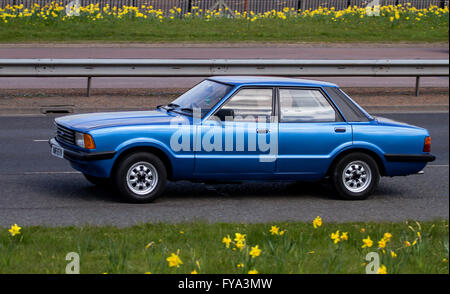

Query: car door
left=277, top=87, right=352, bottom=177
left=194, top=87, right=277, bottom=177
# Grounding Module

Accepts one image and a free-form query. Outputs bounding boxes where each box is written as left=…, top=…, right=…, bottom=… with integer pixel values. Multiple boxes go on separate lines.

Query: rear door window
left=279, top=88, right=338, bottom=123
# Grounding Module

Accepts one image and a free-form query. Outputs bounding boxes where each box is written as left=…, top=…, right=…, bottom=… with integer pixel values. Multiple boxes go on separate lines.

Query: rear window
left=324, top=87, right=370, bottom=122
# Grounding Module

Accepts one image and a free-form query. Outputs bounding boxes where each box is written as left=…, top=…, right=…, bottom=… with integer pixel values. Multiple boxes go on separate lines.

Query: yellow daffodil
left=191, top=269, right=198, bottom=274
left=383, top=232, right=392, bottom=240
left=313, top=216, right=322, bottom=229
left=248, top=269, right=259, bottom=274
left=378, top=239, right=387, bottom=248
left=270, top=225, right=280, bottom=235
left=8, top=224, right=21, bottom=236
left=145, top=272, right=151, bottom=274
left=249, top=245, right=262, bottom=258
left=377, top=265, right=387, bottom=274
left=362, top=236, right=373, bottom=248
left=237, top=263, right=244, bottom=268
left=234, top=233, right=246, bottom=243
left=404, top=241, right=411, bottom=247
left=341, top=232, right=349, bottom=241
left=235, top=240, right=246, bottom=251
left=331, top=230, right=340, bottom=244
left=222, top=235, right=232, bottom=248
left=166, top=252, right=183, bottom=268
left=390, top=251, right=397, bottom=258
left=360, top=228, right=365, bottom=233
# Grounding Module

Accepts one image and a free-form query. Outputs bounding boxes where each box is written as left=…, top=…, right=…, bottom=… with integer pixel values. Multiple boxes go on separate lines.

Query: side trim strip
left=384, top=154, right=436, bottom=162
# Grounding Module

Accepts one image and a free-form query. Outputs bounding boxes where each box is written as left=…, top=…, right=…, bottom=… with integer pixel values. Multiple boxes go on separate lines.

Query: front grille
left=56, top=123, right=76, bottom=145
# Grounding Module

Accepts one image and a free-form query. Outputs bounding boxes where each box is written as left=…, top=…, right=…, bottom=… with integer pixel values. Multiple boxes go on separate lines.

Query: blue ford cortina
left=49, top=76, right=435, bottom=202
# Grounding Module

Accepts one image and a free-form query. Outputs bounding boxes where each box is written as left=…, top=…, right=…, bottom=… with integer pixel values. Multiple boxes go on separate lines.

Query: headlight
left=75, top=132, right=96, bottom=149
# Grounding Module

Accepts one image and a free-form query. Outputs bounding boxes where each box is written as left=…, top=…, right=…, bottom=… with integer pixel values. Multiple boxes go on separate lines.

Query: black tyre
left=83, top=173, right=111, bottom=186
left=331, top=152, right=380, bottom=200
left=113, top=152, right=167, bottom=203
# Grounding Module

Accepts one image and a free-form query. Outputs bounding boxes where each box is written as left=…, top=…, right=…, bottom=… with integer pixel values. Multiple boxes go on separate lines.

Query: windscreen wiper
left=158, top=103, right=180, bottom=113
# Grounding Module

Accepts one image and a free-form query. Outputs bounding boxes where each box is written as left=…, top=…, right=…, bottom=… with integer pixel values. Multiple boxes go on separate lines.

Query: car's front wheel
left=114, top=152, right=167, bottom=203
left=331, top=152, right=380, bottom=200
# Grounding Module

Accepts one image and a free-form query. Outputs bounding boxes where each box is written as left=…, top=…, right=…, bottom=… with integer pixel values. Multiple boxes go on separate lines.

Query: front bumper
left=49, top=138, right=116, bottom=161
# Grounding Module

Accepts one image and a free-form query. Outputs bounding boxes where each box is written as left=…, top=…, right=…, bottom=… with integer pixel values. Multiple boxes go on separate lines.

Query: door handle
left=257, top=128, right=270, bottom=134
left=334, top=127, right=346, bottom=133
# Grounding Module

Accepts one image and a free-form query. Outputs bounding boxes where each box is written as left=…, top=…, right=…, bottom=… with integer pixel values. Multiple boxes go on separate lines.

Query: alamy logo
left=365, top=0, right=381, bottom=16
left=169, top=108, right=278, bottom=162
left=65, top=252, right=80, bottom=274
left=365, top=252, right=380, bottom=274
left=65, top=0, right=81, bottom=16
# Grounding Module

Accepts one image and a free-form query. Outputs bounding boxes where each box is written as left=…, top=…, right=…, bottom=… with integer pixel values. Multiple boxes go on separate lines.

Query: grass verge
left=0, top=220, right=448, bottom=274
left=1, top=18, right=448, bottom=43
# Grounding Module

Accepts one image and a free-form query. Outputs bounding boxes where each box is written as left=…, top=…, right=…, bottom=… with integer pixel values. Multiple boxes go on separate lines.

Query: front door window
left=194, top=88, right=276, bottom=176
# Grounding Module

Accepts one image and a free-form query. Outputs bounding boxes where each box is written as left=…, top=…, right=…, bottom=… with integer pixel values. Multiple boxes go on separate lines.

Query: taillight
left=423, top=136, right=431, bottom=153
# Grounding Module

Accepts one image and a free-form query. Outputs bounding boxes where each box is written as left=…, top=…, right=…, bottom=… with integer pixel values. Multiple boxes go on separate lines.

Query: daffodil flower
left=8, top=224, right=21, bottom=237
left=362, top=236, right=373, bottom=248
left=166, top=252, right=183, bottom=268
left=249, top=245, right=261, bottom=258
left=313, top=216, right=322, bottom=229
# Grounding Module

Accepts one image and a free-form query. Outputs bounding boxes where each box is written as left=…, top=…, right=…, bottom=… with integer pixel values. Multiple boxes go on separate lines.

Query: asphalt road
left=0, top=112, right=447, bottom=226
left=0, top=46, right=448, bottom=88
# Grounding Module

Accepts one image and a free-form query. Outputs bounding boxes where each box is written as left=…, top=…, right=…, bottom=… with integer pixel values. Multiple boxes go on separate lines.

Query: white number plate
left=51, top=145, right=64, bottom=159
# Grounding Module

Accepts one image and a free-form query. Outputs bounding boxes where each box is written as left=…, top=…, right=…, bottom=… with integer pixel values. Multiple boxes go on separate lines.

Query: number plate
left=51, top=145, right=64, bottom=159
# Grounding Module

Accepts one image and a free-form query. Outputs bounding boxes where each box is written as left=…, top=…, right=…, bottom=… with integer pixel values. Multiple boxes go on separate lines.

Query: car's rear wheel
left=331, top=152, right=380, bottom=200
left=83, top=173, right=110, bottom=186
left=114, top=152, right=167, bottom=203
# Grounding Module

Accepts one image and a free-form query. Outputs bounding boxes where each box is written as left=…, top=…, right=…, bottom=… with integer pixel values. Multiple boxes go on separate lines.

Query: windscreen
left=171, top=80, right=234, bottom=117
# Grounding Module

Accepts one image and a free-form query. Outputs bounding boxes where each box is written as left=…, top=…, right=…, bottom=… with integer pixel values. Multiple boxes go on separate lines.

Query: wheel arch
left=327, top=148, right=386, bottom=177
left=111, top=145, right=174, bottom=180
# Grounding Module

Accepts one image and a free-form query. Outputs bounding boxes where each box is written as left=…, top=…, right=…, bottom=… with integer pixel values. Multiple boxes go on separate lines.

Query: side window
left=279, top=88, right=337, bottom=123
left=215, top=88, right=273, bottom=122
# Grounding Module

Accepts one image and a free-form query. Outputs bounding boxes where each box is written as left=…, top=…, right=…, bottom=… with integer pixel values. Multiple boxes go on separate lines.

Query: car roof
left=209, top=76, right=338, bottom=87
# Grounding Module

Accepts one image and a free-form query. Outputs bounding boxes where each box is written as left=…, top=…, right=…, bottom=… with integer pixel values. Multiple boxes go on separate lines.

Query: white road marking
left=33, top=139, right=49, bottom=142
left=427, top=164, right=449, bottom=167
left=23, top=171, right=81, bottom=175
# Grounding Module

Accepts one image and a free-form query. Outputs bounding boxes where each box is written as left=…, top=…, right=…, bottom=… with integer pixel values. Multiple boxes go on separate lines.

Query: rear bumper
left=384, top=154, right=436, bottom=162
left=49, top=138, right=116, bottom=161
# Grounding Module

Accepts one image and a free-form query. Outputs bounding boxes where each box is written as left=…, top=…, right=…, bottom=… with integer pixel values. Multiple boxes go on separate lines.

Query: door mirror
left=215, top=108, right=234, bottom=121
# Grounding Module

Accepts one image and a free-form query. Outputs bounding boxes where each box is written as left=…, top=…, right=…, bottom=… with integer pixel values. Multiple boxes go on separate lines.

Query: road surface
left=0, top=112, right=447, bottom=226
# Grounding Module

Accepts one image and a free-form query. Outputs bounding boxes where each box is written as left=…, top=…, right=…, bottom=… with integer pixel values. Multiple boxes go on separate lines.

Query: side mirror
left=215, top=108, right=234, bottom=121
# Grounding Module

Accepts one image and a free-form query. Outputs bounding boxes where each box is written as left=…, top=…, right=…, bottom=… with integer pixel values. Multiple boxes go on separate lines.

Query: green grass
left=0, top=220, right=448, bottom=274
left=0, top=17, right=448, bottom=43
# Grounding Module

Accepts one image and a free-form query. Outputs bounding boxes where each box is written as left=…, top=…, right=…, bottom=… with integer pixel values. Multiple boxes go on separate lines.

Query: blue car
left=49, top=76, right=435, bottom=202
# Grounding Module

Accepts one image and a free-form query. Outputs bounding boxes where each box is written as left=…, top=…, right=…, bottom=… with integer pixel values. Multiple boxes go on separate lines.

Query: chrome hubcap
left=342, top=160, right=372, bottom=193
left=126, top=162, right=158, bottom=195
